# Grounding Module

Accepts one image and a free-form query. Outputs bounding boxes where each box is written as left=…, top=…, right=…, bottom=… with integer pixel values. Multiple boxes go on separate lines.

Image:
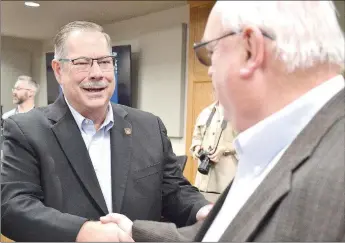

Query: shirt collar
left=15, top=105, right=35, bottom=114
left=234, top=75, right=345, bottom=178
left=65, top=97, right=114, bottom=132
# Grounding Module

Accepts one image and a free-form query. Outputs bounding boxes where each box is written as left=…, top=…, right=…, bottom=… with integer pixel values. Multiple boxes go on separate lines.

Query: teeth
left=84, top=88, right=104, bottom=92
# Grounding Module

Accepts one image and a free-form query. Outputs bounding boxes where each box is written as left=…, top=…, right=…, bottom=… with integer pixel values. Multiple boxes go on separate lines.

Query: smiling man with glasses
left=1, top=21, right=210, bottom=242
left=2, top=75, right=39, bottom=120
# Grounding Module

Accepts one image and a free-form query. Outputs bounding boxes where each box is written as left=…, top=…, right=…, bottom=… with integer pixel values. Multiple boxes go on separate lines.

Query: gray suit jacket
left=1, top=95, right=208, bottom=241
left=132, top=88, right=345, bottom=242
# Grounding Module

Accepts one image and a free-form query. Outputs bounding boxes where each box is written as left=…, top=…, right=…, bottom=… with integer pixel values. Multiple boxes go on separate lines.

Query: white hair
left=214, top=1, right=345, bottom=72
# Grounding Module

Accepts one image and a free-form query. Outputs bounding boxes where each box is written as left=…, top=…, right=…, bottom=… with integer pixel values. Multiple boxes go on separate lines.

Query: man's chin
left=85, top=98, right=109, bottom=109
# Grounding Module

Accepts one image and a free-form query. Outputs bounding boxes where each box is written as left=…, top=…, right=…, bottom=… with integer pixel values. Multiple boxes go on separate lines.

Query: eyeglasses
left=193, top=30, right=275, bottom=67
left=12, top=87, right=32, bottom=92
left=59, top=55, right=116, bottom=72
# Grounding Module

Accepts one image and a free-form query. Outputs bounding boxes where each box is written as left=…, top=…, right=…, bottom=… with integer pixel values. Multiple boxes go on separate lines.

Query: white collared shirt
left=65, top=98, right=114, bottom=213
left=203, top=75, right=345, bottom=242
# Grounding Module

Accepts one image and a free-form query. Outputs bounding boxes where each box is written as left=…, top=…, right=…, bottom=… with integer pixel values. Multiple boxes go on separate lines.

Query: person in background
left=190, top=99, right=237, bottom=203
left=2, top=75, right=39, bottom=120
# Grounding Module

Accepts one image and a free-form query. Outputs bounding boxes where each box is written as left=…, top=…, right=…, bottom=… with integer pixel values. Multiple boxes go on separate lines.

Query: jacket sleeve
left=132, top=220, right=203, bottom=242
left=1, top=117, right=88, bottom=242
left=157, top=117, right=209, bottom=227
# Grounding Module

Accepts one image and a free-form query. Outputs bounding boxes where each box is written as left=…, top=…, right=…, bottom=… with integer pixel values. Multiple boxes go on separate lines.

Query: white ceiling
left=1, top=1, right=187, bottom=40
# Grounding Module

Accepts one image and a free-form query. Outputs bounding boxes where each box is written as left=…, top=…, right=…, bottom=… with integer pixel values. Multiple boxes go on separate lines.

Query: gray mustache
left=80, top=81, right=108, bottom=89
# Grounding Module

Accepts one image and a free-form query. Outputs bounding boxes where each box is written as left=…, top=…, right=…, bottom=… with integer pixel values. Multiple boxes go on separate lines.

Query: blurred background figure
left=2, top=75, right=39, bottom=120
left=190, top=98, right=237, bottom=203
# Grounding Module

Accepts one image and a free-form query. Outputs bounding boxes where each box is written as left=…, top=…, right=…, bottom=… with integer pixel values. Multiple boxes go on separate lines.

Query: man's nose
left=89, top=61, right=104, bottom=80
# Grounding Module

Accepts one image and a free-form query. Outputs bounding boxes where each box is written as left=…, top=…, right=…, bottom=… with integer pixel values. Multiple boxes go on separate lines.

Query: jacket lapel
left=47, top=96, right=108, bottom=215
left=220, top=165, right=291, bottom=241
left=110, top=104, right=132, bottom=213
left=220, top=88, right=345, bottom=242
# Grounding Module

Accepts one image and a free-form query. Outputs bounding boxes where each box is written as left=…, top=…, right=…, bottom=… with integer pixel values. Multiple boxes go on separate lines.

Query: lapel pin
left=124, top=128, right=132, bottom=135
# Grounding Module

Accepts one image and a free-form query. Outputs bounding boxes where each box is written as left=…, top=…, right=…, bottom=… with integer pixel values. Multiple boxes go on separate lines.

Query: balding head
left=212, top=1, right=344, bottom=72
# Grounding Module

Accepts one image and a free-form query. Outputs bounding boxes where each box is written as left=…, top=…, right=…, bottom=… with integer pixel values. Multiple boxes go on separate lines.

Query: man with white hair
left=101, top=1, right=345, bottom=241
left=2, top=75, right=39, bottom=119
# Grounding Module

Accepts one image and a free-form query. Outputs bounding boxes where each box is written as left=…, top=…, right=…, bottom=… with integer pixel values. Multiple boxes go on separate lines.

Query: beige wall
left=103, top=5, right=189, bottom=154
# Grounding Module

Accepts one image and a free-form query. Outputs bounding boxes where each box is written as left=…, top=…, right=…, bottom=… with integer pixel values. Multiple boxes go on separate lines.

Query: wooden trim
left=1, top=235, right=13, bottom=242
left=188, top=1, right=215, bottom=8
left=183, top=4, right=198, bottom=182
left=184, top=1, right=215, bottom=184
left=184, top=2, right=212, bottom=183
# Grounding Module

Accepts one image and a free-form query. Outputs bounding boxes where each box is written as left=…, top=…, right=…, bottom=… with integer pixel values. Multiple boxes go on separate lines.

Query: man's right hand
left=76, top=221, right=134, bottom=242
left=100, top=213, right=133, bottom=237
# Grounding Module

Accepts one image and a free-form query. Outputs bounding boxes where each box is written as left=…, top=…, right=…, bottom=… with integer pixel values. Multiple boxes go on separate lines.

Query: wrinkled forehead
left=65, top=30, right=110, bottom=58
left=202, top=7, right=224, bottom=43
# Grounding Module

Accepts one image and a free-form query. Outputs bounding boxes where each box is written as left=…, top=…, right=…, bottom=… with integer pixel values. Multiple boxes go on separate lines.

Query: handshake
left=76, top=213, right=135, bottom=242
left=76, top=204, right=213, bottom=242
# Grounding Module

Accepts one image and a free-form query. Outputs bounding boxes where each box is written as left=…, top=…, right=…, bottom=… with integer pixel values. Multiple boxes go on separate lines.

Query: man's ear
left=52, top=59, right=63, bottom=85
left=239, top=25, right=265, bottom=79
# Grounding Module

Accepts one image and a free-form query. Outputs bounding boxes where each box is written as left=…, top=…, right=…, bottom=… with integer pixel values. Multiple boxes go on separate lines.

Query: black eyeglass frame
left=58, top=55, right=116, bottom=68
left=193, top=30, right=275, bottom=66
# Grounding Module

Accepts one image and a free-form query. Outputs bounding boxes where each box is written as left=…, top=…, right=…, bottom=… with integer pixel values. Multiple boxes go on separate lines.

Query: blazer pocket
left=133, top=162, right=161, bottom=182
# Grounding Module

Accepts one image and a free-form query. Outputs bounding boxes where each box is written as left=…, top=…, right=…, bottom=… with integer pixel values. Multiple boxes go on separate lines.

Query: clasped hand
left=100, top=213, right=134, bottom=242
left=77, top=204, right=213, bottom=242
left=76, top=214, right=134, bottom=242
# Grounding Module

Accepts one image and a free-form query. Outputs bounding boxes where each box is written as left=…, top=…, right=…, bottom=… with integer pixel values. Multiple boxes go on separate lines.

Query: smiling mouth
left=82, top=87, right=106, bottom=92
